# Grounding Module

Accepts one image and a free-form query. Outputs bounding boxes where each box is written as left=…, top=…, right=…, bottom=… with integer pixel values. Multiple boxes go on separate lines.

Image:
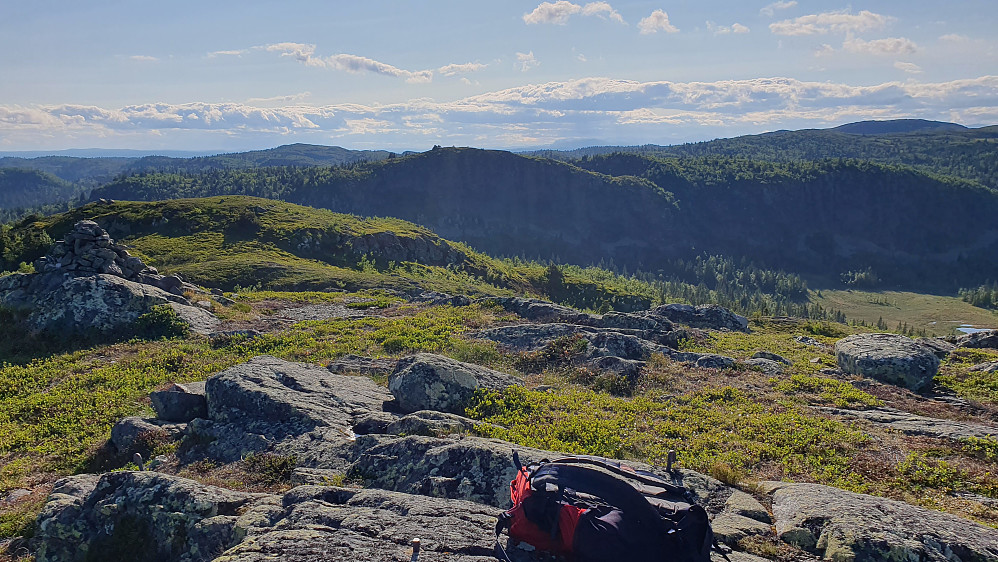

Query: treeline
left=542, top=127, right=998, bottom=190
left=960, top=282, right=998, bottom=310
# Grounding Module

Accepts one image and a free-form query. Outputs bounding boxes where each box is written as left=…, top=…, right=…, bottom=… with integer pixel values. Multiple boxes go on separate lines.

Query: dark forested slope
left=0, top=169, right=80, bottom=210
left=90, top=148, right=998, bottom=291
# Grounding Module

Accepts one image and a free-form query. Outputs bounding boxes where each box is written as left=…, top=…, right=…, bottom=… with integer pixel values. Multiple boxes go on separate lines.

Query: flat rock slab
left=206, top=355, right=393, bottom=437
left=654, top=303, right=749, bottom=332
left=761, top=481, right=998, bottom=562
left=957, top=330, right=998, bottom=349
left=813, top=406, right=998, bottom=441
left=388, top=353, right=521, bottom=414
left=835, top=333, right=940, bottom=391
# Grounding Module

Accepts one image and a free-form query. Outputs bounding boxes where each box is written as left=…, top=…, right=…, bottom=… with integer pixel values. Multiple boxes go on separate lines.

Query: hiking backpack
left=494, top=452, right=723, bottom=562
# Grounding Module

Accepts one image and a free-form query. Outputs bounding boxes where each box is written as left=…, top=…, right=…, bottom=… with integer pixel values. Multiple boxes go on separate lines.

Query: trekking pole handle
left=410, top=538, right=421, bottom=562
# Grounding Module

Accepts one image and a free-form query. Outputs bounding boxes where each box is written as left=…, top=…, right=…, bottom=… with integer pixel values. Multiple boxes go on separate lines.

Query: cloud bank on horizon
left=1, top=1, right=995, bottom=151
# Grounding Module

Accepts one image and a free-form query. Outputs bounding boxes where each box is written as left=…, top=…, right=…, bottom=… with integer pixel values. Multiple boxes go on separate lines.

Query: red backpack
left=494, top=452, right=724, bottom=562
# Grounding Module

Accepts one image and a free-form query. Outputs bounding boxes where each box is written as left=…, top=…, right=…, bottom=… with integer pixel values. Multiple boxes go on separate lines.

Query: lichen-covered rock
left=589, top=355, right=645, bottom=378
left=761, top=481, right=998, bottom=562
left=180, top=356, right=393, bottom=463
left=835, top=333, right=940, bottom=391
left=970, top=361, right=998, bottom=373
left=915, top=337, right=956, bottom=359
left=654, top=304, right=749, bottom=332
left=694, top=354, right=736, bottom=369
left=751, top=351, right=790, bottom=364
left=388, top=353, right=521, bottom=414
left=812, top=406, right=998, bottom=441
left=0, top=272, right=214, bottom=335
left=956, top=329, right=998, bottom=349
left=743, top=358, right=785, bottom=375
left=34, top=472, right=262, bottom=562
left=477, top=297, right=588, bottom=323
left=207, top=355, right=392, bottom=434
left=151, top=381, right=207, bottom=423
left=110, top=416, right=186, bottom=455
left=385, top=410, right=481, bottom=436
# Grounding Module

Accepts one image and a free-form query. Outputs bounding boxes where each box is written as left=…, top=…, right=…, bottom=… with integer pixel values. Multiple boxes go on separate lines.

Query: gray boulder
left=970, top=361, right=998, bottom=373
left=589, top=355, right=645, bottom=378
left=110, top=416, right=186, bottom=454
left=35, top=472, right=528, bottom=562
left=695, top=354, right=737, bottom=369
left=751, top=351, right=790, bottom=364
left=655, top=304, right=749, bottom=332
left=761, top=481, right=998, bottom=562
left=835, top=333, right=940, bottom=391
left=388, top=353, right=521, bottom=414
left=0, top=272, right=216, bottom=335
left=956, top=329, right=998, bottom=349
left=206, top=355, right=392, bottom=436
left=151, top=381, right=207, bottom=422
left=743, top=358, right=785, bottom=375
left=34, top=471, right=263, bottom=562
left=477, top=297, right=587, bottom=323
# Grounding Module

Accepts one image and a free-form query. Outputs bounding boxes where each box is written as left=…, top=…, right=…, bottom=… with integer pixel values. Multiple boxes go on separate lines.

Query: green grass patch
left=774, top=373, right=882, bottom=408
left=467, top=385, right=871, bottom=488
left=936, top=348, right=998, bottom=404
left=813, top=289, right=998, bottom=337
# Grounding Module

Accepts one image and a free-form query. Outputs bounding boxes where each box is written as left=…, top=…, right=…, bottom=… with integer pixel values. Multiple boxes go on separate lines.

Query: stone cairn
left=35, top=220, right=156, bottom=279
left=33, top=220, right=192, bottom=296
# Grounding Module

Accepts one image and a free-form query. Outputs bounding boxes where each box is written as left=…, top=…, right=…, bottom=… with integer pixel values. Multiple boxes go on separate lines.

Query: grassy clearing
left=812, top=289, right=998, bottom=336
left=0, top=302, right=506, bottom=498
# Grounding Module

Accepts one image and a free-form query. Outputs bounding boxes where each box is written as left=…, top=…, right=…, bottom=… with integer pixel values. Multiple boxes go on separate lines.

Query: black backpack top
left=495, top=452, right=727, bottom=562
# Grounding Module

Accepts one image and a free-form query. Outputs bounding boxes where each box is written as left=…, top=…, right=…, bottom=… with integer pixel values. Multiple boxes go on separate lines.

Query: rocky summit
left=29, top=353, right=998, bottom=562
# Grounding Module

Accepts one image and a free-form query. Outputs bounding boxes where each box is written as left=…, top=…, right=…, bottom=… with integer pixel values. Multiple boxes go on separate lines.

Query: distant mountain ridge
left=528, top=120, right=998, bottom=189
left=0, top=144, right=392, bottom=189
left=830, top=119, right=968, bottom=134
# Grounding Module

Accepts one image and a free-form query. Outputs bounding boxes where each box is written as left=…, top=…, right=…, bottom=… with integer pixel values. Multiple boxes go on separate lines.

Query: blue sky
left=2, top=1, right=996, bottom=152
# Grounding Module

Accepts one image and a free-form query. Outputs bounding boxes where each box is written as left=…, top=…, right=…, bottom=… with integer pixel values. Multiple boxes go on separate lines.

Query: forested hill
left=89, top=147, right=998, bottom=292
left=531, top=122, right=998, bottom=189
left=0, top=169, right=80, bottom=210
left=0, top=144, right=392, bottom=189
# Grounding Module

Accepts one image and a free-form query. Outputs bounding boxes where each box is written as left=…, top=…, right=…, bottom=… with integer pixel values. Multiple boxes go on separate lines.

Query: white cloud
left=894, top=61, right=923, bottom=74
left=129, top=55, right=158, bottom=62
left=523, top=1, right=580, bottom=24
left=207, top=49, right=247, bottom=58
left=4, top=76, right=997, bottom=149
left=516, top=52, right=540, bottom=72
left=581, top=2, right=625, bottom=24
left=708, top=21, right=749, bottom=35
left=769, top=9, right=891, bottom=36
left=265, top=43, right=433, bottom=83
left=814, top=44, right=836, bottom=57
left=577, top=53, right=587, bottom=62
left=638, top=10, right=679, bottom=34
left=939, top=33, right=970, bottom=42
left=760, top=1, right=797, bottom=17
left=843, top=36, right=918, bottom=56
left=523, top=1, right=625, bottom=25
left=246, top=92, right=313, bottom=104
left=438, top=62, right=487, bottom=76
